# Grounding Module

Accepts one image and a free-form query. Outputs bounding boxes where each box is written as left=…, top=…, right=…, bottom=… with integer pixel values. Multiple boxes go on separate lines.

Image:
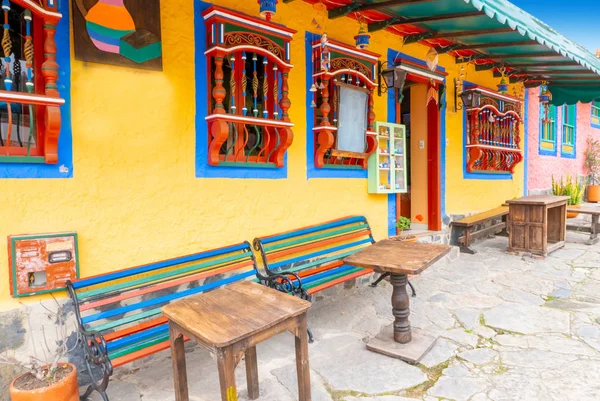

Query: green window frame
left=561, top=105, right=576, bottom=146
left=561, top=104, right=576, bottom=158
left=539, top=102, right=557, bottom=155
left=592, top=99, right=600, bottom=129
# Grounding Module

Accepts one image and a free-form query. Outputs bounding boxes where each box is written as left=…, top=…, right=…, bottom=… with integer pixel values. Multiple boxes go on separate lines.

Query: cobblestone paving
left=92, top=232, right=600, bottom=401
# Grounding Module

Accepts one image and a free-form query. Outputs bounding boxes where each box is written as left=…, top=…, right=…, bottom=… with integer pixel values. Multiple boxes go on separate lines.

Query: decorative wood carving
left=311, top=38, right=379, bottom=169
left=463, top=86, right=524, bottom=175
left=203, top=6, right=296, bottom=168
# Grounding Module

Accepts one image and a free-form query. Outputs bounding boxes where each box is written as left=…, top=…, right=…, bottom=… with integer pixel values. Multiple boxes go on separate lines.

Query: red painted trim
left=202, top=5, right=297, bottom=37
left=394, top=57, right=448, bottom=76
left=307, top=269, right=372, bottom=294
left=311, top=38, right=381, bottom=61
left=296, top=261, right=344, bottom=278
left=427, top=98, right=442, bottom=231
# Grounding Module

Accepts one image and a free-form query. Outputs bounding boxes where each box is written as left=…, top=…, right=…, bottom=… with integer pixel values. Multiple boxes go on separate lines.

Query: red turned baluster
left=42, top=15, right=61, bottom=163
left=319, top=78, right=330, bottom=126
left=279, top=68, right=291, bottom=122
left=367, top=90, right=375, bottom=131
left=212, top=52, right=227, bottom=114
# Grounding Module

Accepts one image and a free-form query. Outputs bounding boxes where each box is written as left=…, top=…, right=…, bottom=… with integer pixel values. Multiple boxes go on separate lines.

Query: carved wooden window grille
left=463, top=86, right=523, bottom=174
left=203, top=6, right=296, bottom=168
left=311, top=39, right=379, bottom=170
left=0, top=0, right=63, bottom=164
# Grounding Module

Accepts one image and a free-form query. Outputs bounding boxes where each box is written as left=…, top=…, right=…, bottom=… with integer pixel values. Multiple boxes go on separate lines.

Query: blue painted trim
left=194, top=0, right=287, bottom=179
left=73, top=243, right=250, bottom=289
left=560, top=105, right=577, bottom=159
left=305, top=31, right=367, bottom=179
left=0, top=0, right=73, bottom=179
left=462, top=80, right=512, bottom=180
left=440, top=83, right=447, bottom=221
left=386, top=48, right=398, bottom=237
left=592, top=121, right=600, bottom=130
left=524, top=90, right=529, bottom=196
left=82, top=270, right=256, bottom=324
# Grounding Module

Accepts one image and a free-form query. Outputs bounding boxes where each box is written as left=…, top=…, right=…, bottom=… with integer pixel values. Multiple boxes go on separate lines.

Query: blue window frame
left=592, top=99, right=600, bottom=129
left=539, top=101, right=557, bottom=156
left=561, top=104, right=576, bottom=158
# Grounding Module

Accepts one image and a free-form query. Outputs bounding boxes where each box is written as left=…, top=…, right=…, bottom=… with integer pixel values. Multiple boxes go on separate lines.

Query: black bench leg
left=307, top=327, right=314, bottom=344
left=407, top=279, right=417, bottom=298
left=370, top=272, right=390, bottom=288
left=459, top=245, right=476, bottom=255
left=371, top=272, right=416, bottom=297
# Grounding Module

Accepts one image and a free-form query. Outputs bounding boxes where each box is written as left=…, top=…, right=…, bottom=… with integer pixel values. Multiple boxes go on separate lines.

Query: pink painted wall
left=527, top=88, right=600, bottom=192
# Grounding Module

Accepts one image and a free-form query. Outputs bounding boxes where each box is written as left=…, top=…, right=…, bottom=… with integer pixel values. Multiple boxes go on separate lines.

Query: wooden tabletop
left=506, top=195, right=569, bottom=206
left=162, top=281, right=311, bottom=347
left=343, top=240, right=452, bottom=275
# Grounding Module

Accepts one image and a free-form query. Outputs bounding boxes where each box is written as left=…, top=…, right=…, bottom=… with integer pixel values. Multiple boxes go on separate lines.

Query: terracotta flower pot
left=10, top=363, right=79, bottom=401
left=567, top=204, right=580, bottom=219
left=587, top=185, right=600, bottom=203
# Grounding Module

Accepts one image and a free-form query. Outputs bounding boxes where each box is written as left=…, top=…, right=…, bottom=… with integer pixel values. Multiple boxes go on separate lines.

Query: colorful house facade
left=1, top=0, right=600, bottom=362
left=527, top=93, right=600, bottom=193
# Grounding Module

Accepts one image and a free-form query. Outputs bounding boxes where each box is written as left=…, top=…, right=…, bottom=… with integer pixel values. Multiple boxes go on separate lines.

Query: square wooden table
left=162, top=281, right=312, bottom=401
left=344, top=240, right=451, bottom=364
left=506, top=195, right=569, bottom=257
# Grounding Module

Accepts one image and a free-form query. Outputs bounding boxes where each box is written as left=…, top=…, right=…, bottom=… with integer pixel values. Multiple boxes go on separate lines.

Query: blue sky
left=509, top=0, right=600, bottom=52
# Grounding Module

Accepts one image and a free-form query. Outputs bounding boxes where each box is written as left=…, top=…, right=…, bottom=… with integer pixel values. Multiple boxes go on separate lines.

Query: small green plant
left=584, top=136, right=600, bottom=185
left=395, top=216, right=411, bottom=234
left=552, top=174, right=585, bottom=205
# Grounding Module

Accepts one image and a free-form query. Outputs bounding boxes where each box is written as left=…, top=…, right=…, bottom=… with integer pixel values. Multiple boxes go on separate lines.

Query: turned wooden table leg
left=390, top=273, right=411, bottom=344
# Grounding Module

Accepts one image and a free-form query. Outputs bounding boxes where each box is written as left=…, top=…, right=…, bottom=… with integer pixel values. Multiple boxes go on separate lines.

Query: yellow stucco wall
left=0, top=0, right=524, bottom=307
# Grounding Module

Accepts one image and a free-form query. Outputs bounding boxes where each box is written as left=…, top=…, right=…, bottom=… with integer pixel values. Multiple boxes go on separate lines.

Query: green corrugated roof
left=463, top=0, right=600, bottom=75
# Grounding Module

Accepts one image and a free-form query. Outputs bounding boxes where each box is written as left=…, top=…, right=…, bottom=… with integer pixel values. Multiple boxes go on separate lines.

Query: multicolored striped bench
left=253, top=216, right=376, bottom=339
left=67, top=241, right=292, bottom=401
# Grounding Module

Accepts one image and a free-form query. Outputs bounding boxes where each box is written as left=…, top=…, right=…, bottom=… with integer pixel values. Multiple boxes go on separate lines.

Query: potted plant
left=552, top=174, right=585, bottom=218
left=584, top=136, right=600, bottom=202
left=392, top=216, right=417, bottom=242
left=5, top=299, right=80, bottom=401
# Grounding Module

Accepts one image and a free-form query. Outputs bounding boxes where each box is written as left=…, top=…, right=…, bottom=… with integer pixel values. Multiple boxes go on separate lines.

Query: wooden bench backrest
left=253, top=216, right=374, bottom=278
left=69, top=242, right=258, bottom=339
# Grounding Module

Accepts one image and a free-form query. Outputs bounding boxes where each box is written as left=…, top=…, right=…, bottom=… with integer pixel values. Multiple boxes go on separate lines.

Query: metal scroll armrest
left=66, top=281, right=113, bottom=401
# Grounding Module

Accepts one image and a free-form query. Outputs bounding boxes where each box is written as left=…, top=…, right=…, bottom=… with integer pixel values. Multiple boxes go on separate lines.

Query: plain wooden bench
left=451, top=206, right=509, bottom=254
left=567, top=206, right=600, bottom=245
left=66, top=241, right=292, bottom=401
left=253, top=216, right=416, bottom=341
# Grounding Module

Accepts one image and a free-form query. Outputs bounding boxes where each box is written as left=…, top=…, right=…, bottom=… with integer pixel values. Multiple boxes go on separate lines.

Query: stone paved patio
left=90, top=232, right=600, bottom=401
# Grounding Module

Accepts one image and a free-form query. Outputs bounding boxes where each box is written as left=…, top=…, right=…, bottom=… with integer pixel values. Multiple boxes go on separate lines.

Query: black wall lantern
left=378, top=61, right=408, bottom=97
left=454, top=84, right=481, bottom=112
